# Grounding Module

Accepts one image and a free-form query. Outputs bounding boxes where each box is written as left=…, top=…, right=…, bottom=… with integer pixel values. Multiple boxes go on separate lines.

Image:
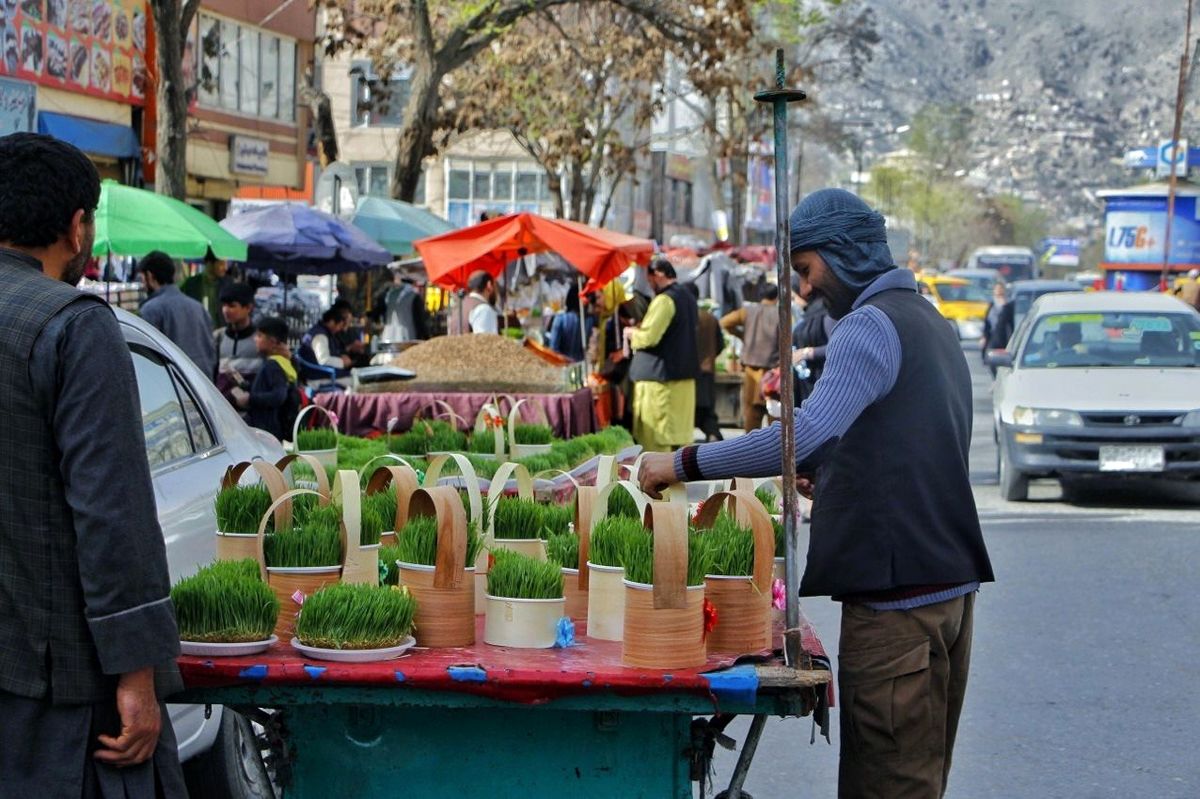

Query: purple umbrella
left=219, top=204, right=392, bottom=275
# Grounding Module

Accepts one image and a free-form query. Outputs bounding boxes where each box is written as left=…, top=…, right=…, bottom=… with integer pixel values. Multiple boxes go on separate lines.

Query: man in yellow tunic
left=624, top=259, right=698, bottom=451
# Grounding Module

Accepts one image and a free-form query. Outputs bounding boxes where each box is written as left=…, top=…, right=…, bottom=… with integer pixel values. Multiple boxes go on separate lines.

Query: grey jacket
left=141, top=284, right=218, bottom=378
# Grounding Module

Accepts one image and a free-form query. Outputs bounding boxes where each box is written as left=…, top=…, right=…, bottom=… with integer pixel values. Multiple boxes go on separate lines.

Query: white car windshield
left=1020, top=311, right=1200, bottom=369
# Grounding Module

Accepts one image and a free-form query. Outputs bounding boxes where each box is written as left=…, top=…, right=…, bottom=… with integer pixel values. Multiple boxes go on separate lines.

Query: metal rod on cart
left=754, top=50, right=807, bottom=668
left=725, top=714, right=769, bottom=799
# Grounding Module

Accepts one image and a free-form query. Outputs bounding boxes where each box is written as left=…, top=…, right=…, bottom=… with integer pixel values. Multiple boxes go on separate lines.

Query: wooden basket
left=365, top=461, right=421, bottom=547
left=396, top=487, right=475, bottom=647
left=486, top=461, right=547, bottom=561
left=695, top=490, right=774, bottom=654
left=292, top=405, right=339, bottom=468
left=216, top=460, right=290, bottom=562
left=507, top=398, right=553, bottom=459
left=331, top=469, right=376, bottom=586
left=254, top=488, right=342, bottom=642
left=559, top=484, right=596, bottom=620
left=622, top=502, right=706, bottom=669
left=586, top=480, right=651, bottom=641
left=424, top=453, right=486, bottom=614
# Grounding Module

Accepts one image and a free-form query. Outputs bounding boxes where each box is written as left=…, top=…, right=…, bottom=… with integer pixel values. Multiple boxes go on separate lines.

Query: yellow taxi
left=917, top=274, right=991, bottom=339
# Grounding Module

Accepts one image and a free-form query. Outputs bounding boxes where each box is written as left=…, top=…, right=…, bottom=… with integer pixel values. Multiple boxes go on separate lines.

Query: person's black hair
left=257, top=317, right=289, bottom=342
left=467, top=270, right=494, bottom=293
left=219, top=282, right=255, bottom=306
left=760, top=283, right=780, bottom=302
left=565, top=286, right=581, bottom=314
left=0, top=133, right=101, bottom=248
left=331, top=298, right=353, bottom=314
left=141, top=251, right=177, bottom=285
left=647, top=257, right=676, bottom=279
left=320, top=308, right=343, bottom=324
left=684, top=281, right=700, bottom=299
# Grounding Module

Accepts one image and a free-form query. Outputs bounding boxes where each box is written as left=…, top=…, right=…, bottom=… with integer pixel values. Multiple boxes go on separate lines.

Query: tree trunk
left=568, top=159, right=585, bottom=221
left=152, top=1, right=188, bottom=199
left=390, top=63, right=441, bottom=202
left=729, top=153, right=746, bottom=245
left=546, top=168, right=566, bottom=218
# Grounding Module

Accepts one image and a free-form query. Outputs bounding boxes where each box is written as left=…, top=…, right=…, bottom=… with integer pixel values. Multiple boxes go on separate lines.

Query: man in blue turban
left=638, top=188, right=993, bottom=798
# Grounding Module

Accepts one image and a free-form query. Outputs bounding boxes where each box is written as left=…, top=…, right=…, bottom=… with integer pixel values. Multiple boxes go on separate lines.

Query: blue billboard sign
left=1103, top=195, right=1200, bottom=266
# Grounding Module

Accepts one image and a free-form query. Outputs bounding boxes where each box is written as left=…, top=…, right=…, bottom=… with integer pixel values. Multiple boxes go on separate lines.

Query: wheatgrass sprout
left=773, top=518, right=786, bottom=558
left=492, top=497, right=547, bottom=540
left=700, top=511, right=756, bottom=576
left=264, top=504, right=343, bottom=568
left=469, top=433, right=501, bottom=454
left=171, top=560, right=279, bottom=643
left=513, top=423, right=553, bottom=445
left=426, top=426, right=468, bottom=452
left=389, top=430, right=428, bottom=456
left=539, top=502, right=574, bottom=538
left=215, top=484, right=274, bottom=534
left=393, top=516, right=484, bottom=567
left=360, top=505, right=386, bottom=547
left=606, top=488, right=641, bottom=519
left=379, top=544, right=404, bottom=585
left=546, top=533, right=580, bottom=570
left=622, top=529, right=713, bottom=587
left=294, top=583, right=417, bottom=650
left=362, top=489, right=398, bottom=534
left=754, top=486, right=780, bottom=514
left=589, top=515, right=645, bottom=567
left=487, top=549, right=564, bottom=599
left=296, top=428, right=338, bottom=451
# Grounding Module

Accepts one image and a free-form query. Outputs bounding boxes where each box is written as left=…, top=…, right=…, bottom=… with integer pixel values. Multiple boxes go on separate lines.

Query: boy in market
left=233, top=316, right=301, bottom=442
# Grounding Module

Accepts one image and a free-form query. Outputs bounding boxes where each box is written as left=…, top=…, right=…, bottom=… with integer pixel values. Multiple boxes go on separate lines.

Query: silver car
left=118, top=308, right=284, bottom=797
left=988, top=292, right=1200, bottom=501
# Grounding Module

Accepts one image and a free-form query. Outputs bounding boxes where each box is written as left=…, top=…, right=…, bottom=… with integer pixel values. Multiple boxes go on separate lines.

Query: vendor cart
left=175, top=617, right=830, bottom=798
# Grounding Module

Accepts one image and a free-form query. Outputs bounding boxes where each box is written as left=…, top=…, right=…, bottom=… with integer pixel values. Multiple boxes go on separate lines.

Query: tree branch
left=180, top=0, right=202, bottom=34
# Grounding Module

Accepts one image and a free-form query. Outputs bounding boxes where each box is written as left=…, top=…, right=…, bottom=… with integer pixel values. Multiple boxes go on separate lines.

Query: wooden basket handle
left=650, top=501, right=689, bottom=610
left=408, top=486, right=467, bottom=589
left=221, top=460, right=292, bottom=531
left=507, top=398, right=553, bottom=450
left=485, top=460, right=535, bottom=543
left=292, top=403, right=337, bottom=446
left=333, top=469, right=373, bottom=584
left=471, top=403, right=507, bottom=459
left=692, top=489, right=775, bottom=593
left=530, top=469, right=579, bottom=490
left=594, top=455, right=618, bottom=489
left=575, top=485, right=597, bottom=590
left=366, top=463, right=420, bottom=532
left=590, top=480, right=653, bottom=533
left=254, top=488, right=322, bottom=581
left=424, top=453, right=484, bottom=531
left=358, top=453, right=419, bottom=482
left=417, top=399, right=469, bottom=430
left=275, top=454, right=332, bottom=504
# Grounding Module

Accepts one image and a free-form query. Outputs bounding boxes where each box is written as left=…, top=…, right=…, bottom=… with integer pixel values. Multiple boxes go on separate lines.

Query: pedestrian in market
left=720, top=281, right=782, bottom=432
left=447, top=269, right=501, bottom=335
left=637, top=188, right=994, bottom=799
left=624, top=258, right=699, bottom=452
left=981, top=281, right=1010, bottom=374
left=690, top=284, right=725, bottom=442
left=214, top=282, right=260, bottom=406
left=0, top=132, right=186, bottom=797
left=547, top=284, right=593, bottom=363
left=792, top=293, right=833, bottom=403
left=180, top=252, right=231, bottom=328
left=297, top=307, right=353, bottom=381
left=330, top=299, right=371, bottom=367
left=139, top=249, right=219, bottom=379
left=370, top=269, right=431, bottom=342
left=235, top=316, right=302, bottom=442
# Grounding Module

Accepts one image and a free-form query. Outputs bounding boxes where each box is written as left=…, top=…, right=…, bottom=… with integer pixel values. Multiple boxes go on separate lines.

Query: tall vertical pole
left=754, top=51, right=806, bottom=668
left=1162, top=0, right=1195, bottom=289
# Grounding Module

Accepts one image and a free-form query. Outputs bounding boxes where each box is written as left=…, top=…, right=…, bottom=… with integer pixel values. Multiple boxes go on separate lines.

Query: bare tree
left=151, top=0, right=201, bottom=199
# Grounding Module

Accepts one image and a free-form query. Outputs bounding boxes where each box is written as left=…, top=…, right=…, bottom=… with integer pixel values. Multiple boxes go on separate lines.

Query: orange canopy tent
left=413, top=212, right=655, bottom=291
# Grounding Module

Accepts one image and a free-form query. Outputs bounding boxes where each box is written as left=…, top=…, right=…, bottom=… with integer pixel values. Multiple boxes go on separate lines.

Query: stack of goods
left=367, top=335, right=568, bottom=393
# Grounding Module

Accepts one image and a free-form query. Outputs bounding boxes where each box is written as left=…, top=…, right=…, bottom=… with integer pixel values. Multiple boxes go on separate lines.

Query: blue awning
left=37, top=112, right=140, bottom=159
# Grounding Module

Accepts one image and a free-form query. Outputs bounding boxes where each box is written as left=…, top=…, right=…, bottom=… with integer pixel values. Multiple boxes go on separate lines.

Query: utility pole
left=1161, top=0, right=1195, bottom=290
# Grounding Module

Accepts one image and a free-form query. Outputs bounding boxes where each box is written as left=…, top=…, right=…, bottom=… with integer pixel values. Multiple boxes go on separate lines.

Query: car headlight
left=1183, top=410, right=1200, bottom=427
left=1012, top=406, right=1083, bottom=427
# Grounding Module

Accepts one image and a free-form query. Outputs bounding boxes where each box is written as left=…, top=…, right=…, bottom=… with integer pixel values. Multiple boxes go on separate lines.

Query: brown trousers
left=740, top=366, right=767, bottom=432
left=837, top=593, right=975, bottom=799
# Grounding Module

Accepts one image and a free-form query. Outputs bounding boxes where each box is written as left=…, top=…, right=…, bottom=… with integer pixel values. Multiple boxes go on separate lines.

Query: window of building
left=198, top=13, right=298, bottom=124
left=666, top=177, right=693, bottom=227
left=349, top=61, right=411, bottom=127
left=353, top=164, right=425, bottom=203
left=444, top=161, right=555, bottom=227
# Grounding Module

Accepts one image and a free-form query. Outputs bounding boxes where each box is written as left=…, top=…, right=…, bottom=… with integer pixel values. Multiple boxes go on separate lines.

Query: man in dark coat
left=0, top=133, right=185, bottom=797
left=140, top=249, right=219, bottom=379
left=235, top=316, right=301, bottom=442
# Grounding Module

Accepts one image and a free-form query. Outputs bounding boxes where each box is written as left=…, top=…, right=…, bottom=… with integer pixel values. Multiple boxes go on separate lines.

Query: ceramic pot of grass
left=292, top=583, right=418, bottom=662
left=424, top=453, right=486, bottom=614
left=586, top=481, right=651, bottom=641
left=622, top=502, right=710, bottom=670
left=292, top=405, right=339, bottom=469
left=695, top=491, right=775, bottom=654
left=395, top=487, right=480, bottom=647
left=365, top=463, right=420, bottom=549
left=256, top=488, right=343, bottom=641
left=483, top=550, right=566, bottom=649
left=173, top=559, right=280, bottom=656
left=215, top=461, right=291, bottom=562
left=507, top=399, right=554, bottom=459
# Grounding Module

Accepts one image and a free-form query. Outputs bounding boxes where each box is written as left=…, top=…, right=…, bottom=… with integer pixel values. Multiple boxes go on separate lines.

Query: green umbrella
left=351, top=196, right=455, bottom=256
left=91, top=180, right=248, bottom=260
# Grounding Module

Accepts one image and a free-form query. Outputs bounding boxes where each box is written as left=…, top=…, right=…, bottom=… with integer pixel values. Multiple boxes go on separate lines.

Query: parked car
left=917, top=274, right=990, bottom=339
left=987, top=292, right=1200, bottom=501
left=118, top=308, right=284, bottom=797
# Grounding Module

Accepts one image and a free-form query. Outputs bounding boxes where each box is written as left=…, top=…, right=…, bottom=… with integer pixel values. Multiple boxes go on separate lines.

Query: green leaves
left=171, top=559, right=279, bottom=643
left=296, top=428, right=338, bottom=451
left=295, top=583, right=417, bottom=650
left=513, top=423, right=553, bottom=445
left=606, top=488, right=641, bottom=519
left=622, top=529, right=714, bottom=587
left=546, top=533, right=580, bottom=570
left=215, top=484, right=274, bottom=534
left=393, top=515, right=484, bottom=567
left=698, top=511, right=755, bottom=577
left=589, top=515, right=644, bottom=567
left=493, top=497, right=545, bottom=540
left=487, top=549, right=564, bottom=600
left=264, top=503, right=342, bottom=568
left=754, top=486, right=780, bottom=514
left=363, top=488, right=398, bottom=535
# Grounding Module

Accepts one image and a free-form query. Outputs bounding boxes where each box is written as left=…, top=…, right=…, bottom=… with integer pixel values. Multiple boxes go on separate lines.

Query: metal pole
left=754, top=50, right=806, bottom=668
left=724, top=714, right=768, bottom=799
left=576, top=275, right=588, bottom=370
left=1161, top=0, right=1195, bottom=290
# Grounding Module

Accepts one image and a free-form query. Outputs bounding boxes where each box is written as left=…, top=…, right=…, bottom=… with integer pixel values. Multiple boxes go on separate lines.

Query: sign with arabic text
left=0, top=74, right=35, bottom=132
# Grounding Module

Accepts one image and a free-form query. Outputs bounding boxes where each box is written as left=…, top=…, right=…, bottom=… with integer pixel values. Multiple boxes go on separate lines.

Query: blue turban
left=788, top=189, right=896, bottom=291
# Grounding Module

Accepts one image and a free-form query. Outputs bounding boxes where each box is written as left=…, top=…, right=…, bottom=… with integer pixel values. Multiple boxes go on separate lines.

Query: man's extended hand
left=795, top=474, right=815, bottom=500
left=94, top=667, right=160, bottom=767
left=637, top=451, right=678, bottom=499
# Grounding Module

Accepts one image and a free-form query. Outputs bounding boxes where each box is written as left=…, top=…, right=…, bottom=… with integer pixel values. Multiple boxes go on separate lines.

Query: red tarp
left=414, top=213, right=655, bottom=292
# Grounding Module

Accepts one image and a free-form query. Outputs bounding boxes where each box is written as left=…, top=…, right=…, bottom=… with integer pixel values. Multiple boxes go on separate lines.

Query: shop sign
left=1156, top=139, right=1188, bottom=179
left=0, top=74, right=35, bottom=132
left=230, top=135, right=270, bottom=177
left=0, top=0, right=147, bottom=105
left=1104, top=195, right=1200, bottom=265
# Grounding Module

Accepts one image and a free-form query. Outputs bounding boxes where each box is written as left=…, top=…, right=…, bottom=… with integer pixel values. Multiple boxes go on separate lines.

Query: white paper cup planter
left=487, top=461, right=549, bottom=561
left=507, top=398, right=555, bottom=460
left=586, top=480, right=652, bottom=642
left=484, top=596, right=565, bottom=648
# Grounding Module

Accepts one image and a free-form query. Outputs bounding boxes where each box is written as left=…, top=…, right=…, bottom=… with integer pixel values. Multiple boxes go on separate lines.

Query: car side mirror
left=985, top=349, right=1014, bottom=368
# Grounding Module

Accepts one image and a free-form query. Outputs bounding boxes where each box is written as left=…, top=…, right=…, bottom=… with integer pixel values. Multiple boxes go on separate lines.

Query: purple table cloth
left=315, top=388, right=597, bottom=438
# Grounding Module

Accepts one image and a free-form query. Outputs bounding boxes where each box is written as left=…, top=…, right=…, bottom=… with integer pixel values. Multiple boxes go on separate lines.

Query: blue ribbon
left=554, top=617, right=576, bottom=648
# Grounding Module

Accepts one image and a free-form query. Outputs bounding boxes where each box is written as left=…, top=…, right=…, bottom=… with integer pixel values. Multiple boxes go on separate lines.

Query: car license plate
left=1098, top=445, right=1165, bottom=472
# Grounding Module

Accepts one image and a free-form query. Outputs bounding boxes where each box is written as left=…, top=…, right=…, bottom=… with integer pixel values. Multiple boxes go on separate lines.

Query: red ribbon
left=702, top=598, right=718, bottom=640
left=487, top=552, right=496, bottom=571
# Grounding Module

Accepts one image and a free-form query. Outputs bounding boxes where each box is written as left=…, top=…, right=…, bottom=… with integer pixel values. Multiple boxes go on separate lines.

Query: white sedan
left=987, top=291, right=1200, bottom=501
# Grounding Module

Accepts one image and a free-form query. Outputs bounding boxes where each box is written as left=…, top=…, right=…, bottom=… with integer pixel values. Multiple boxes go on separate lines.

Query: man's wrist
left=676, top=446, right=703, bottom=482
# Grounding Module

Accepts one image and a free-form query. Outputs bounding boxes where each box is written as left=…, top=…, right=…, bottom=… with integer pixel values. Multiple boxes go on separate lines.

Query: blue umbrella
left=219, top=203, right=392, bottom=274
left=351, top=196, right=456, bottom=256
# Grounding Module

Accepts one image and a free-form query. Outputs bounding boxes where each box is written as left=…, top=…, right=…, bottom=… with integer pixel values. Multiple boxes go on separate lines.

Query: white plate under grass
left=180, top=636, right=278, bottom=657
left=290, top=635, right=416, bottom=663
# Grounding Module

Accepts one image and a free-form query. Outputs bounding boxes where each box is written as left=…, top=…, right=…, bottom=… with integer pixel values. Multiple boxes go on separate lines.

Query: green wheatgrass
left=469, top=432, right=502, bottom=454
left=606, top=487, right=641, bottom=519
left=359, top=504, right=385, bottom=547
left=513, top=423, right=553, bottom=445
left=546, top=533, right=580, bottom=570
left=589, top=515, right=645, bottom=567
left=296, top=428, right=339, bottom=451
left=294, top=583, right=417, bottom=650
left=389, top=430, right=429, bottom=456
left=426, top=426, right=468, bottom=452
left=699, top=511, right=756, bottom=577
left=754, top=486, right=781, bottom=514
left=540, top=502, right=574, bottom=537
left=171, top=559, right=279, bottom=643
left=492, top=497, right=548, bottom=540
left=264, top=504, right=343, bottom=568
left=486, top=549, right=564, bottom=599
left=392, top=515, right=484, bottom=567
left=363, top=489, right=398, bottom=532
left=622, top=529, right=714, bottom=587
left=215, top=484, right=274, bottom=534
left=379, top=545, right=403, bottom=585
left=773, top=517, right=786, bottom=558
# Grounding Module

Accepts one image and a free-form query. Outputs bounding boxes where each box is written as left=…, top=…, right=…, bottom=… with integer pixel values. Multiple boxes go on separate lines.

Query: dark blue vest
left=629, top=283, right=699, bottom=382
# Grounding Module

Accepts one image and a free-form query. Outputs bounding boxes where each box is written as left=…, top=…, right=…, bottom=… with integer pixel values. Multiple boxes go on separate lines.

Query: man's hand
left=637, top=452, right=678, bottom=499
left=347, top=340, right=366, bottom=355
left=229, top=386, right=249, bottom=409
left=94, top=667, right=161, bottom=767
left=340, top=354, right=354, bottom=368
left=795, top=474, right=815, bottom=500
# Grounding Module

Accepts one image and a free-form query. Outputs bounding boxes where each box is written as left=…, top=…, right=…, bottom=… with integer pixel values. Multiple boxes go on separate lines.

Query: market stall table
left=175, top=616, right=831, bottom=798
left=315, top=387, right=597, bottom=438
